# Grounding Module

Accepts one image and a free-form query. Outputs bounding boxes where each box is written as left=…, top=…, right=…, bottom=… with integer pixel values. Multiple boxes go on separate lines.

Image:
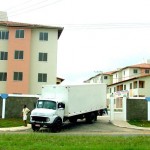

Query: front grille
left=32, top=116, right=47, bottom=122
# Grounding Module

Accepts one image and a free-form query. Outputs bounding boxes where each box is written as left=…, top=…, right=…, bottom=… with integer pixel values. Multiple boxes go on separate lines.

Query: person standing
left=22, top=105, right=30, bottom=127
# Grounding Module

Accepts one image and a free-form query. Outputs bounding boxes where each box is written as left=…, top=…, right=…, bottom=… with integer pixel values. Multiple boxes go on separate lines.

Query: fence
left=0, top=94, right=39, bottom=118
left=109, top=93, right=150, bottom=121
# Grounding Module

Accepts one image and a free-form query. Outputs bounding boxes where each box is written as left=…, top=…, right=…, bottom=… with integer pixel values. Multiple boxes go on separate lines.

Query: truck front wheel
left=32, top=124, right=40, bottom=131
left=51, top=117, right=62, bottom=133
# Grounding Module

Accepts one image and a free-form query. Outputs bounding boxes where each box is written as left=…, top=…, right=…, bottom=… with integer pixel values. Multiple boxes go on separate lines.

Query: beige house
left=85, top=62, right=150, bottom=108
left=84, top=71, right=115, bottom=85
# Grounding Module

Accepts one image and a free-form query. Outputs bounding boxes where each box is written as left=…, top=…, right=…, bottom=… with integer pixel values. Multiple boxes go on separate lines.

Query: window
left=124, top=71, right=125, bottom=75
left=117, top=85, right=123, bottom=91
left=0, top=51, right=8, bottom=60
left=145, top=69, right=150, bottom=74
left=110, top=88, right=111, bottom=93
left=130, top=83, right=132, bottom=89
left=14, top=72, right=23, bottom=81
left=39, top=52, right=47, bottom=61
left=114, top=87, right=116, bottom=92
left=14, top=50, right=24, bottom=59
left=133, top=69, right=138, bottom=74
left=133, top=81, right=137, bottom=89
left=0, top=31, right=9, bottom=39
left=139, top=81, right=145, bottom=88
left=39, top=32, right=48, bottom=41
left=38, top=73, right=47, bottom=82
left=37, top=100, right=56, bottom=110
left=124, top=85, right=126, bottom=90
left=104, top=76, right=108, bottom=79
left=15, top=30, right=24, bottom=38
left=0, top=72, right=7, bottom=81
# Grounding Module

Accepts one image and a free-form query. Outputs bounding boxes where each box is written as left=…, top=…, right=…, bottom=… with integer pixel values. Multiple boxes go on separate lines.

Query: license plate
left=35, top=124, right=40, bottom=127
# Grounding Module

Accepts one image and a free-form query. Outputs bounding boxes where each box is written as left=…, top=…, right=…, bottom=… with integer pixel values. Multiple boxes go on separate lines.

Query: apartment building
left=108, top=63, right=150, bottom=96
left=84, top=71, right=115, bottom=85
left=0, top=21, right=63, bottom=94
left=84, top=62, right=150, bottom=108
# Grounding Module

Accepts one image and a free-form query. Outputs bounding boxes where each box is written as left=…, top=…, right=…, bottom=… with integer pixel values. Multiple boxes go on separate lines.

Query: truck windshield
left=37, top=100, right=56, bottom=110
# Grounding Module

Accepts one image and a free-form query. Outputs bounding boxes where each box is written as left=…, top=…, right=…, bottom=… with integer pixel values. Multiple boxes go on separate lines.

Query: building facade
left=84, top=71, right=115, bottom=85
left=0, top=21, right=63, bottom=94
left=84, top=62, right=150, bottom=108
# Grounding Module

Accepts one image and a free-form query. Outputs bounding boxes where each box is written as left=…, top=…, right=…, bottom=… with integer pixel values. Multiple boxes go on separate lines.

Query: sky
left=0, top=0, right=150, bottom=83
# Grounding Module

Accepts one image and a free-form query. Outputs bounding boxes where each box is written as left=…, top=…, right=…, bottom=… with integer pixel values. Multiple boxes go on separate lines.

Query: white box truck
left=30, top=83, right=106, bottom=132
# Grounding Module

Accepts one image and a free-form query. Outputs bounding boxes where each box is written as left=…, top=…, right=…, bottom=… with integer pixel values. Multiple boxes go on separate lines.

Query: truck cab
left=30, top=98, right=65, bottom=132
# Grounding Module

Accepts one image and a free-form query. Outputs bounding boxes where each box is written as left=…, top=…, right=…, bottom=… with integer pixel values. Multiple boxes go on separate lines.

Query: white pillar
left=123, top=95, right=127, bottom=121
left=110, top=95, right=114, bottom=121
left=148, top=101, right=150, bottom=121
left=2, top=98, right=6, bottom=119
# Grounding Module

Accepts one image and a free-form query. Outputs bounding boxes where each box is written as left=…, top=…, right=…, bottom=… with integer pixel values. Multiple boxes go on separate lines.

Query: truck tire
left=95, top=114, right=98, bottom=121
left=32, top=125, right=40, bottom=131
left=69, top=117, right=77, bottom=123
left=86, top=112, right=96, bottom=124
left=51, top=117, right=62, bottom=133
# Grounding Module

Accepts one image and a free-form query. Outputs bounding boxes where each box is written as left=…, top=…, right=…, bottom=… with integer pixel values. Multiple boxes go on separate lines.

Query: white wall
left=29, top=28, right=58, bottom=94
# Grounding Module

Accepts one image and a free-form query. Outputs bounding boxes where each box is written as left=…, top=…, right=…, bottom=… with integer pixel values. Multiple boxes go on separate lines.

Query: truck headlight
left=46, top=118, right=50, bottom=122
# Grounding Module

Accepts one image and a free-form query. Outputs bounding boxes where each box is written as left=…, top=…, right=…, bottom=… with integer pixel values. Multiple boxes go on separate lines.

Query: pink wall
left=6, top=27, right=31, bottom=94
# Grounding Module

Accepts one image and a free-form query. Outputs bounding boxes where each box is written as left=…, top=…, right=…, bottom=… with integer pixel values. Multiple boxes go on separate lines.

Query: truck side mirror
left=58, top=102, right=65, bottom=109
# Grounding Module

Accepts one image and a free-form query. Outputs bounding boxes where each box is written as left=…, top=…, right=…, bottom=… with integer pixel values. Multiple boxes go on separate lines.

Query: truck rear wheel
left=86, top=112, right=96, bottom=124
left=69, top=117, right=77, bottom=123
left=51, top=118, right=62, bottom=133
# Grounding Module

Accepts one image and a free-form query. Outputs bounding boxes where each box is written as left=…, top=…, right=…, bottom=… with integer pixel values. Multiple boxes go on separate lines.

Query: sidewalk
left=0, top=124, right=31, bottom=132
left=112, top=120, right=150, bottom=131
left=105, top=111, right=150, bottom=131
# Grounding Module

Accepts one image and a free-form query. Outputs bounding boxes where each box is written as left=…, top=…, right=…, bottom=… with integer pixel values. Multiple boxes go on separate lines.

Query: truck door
left=57, top=102, right=65, bottom=120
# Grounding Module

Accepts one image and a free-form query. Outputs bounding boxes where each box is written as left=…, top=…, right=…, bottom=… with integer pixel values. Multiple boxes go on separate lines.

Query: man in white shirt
left=22, top=105, right=30, bottom=127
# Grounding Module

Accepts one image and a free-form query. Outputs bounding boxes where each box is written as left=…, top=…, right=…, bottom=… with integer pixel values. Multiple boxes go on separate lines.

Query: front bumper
left=30, top=121, right=52, bottom=128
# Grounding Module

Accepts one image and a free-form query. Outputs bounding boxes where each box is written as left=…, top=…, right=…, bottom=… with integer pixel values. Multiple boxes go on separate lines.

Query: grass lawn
left=0, top=118, right=24, bottom=127
left=0, top=119, right=150, bottom=149
left=128, top=120, right=150, bottom=128
left=0, top=134, right=150, bottom=150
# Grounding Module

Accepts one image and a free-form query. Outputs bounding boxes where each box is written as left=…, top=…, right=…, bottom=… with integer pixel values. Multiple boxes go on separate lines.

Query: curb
left=112, top=121, right=150, bottom=131
left=0, top=124, right=31, bottom=132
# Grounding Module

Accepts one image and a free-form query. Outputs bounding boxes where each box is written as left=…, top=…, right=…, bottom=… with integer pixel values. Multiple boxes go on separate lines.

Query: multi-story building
left=108, top=63, right=150, bottom=96
left=84, top=71, right=115, bottom=85
left=0, top=21, right=63, bottom=94
left=84, top=61, right=150, bottom=108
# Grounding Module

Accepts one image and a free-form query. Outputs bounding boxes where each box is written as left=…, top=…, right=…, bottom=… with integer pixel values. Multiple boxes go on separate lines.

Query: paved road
left=23, top=116, right=150, bottom=135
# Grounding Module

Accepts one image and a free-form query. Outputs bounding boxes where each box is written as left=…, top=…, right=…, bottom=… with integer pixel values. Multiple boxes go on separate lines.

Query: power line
left=0, top=0, right=63, bottom=19
left=9, top=0, right=63, bottom=17
left=1, top=1, right=150, bottom=30
left=5, top=0, right=35, bottom=12
left=58, top=23, right=150, bottom=30
left=7, top=0, right=49, bottom=14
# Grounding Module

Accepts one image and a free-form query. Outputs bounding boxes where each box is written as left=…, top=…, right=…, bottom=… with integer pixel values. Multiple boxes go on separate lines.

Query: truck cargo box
left=41, top=83, right=106, bottom=117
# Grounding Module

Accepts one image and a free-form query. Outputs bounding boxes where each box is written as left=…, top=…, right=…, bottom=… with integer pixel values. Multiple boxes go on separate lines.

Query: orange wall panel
left=6, top=27, right=32, bottom=94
